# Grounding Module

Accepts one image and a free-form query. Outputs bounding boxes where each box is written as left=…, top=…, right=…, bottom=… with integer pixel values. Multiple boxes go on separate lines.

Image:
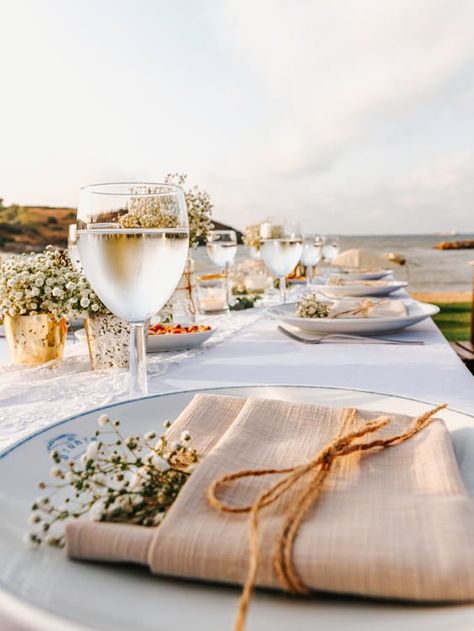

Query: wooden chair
left=451, top=261, right=474, bottom=374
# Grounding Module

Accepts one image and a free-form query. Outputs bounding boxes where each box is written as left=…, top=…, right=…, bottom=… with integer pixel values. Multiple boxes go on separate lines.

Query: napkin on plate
left=328, top=277, right=390, bottom=287
left=331, top=248, right=386, bottom=269
left=66, top=394, right=474, bottom=603
left=329, top=299, right=407, bottom=318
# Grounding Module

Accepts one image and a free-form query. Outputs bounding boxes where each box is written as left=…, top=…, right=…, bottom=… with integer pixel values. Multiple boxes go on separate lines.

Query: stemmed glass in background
left=322, top=235, right=341, bottom=264
left=67, top=224, right=82, bottom=272
left=77, top=183, right=189, bottom=398
left=300, top=234, right=323, bottom=286
left=206, top=229, right=238, bottom=303
left=259, top=222, right=303, bottom=303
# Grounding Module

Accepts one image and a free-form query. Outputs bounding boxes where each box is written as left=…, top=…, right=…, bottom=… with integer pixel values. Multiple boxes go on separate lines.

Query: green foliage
left=433, top=302, right=472, bottom=341
left=0, top=222, right=22, bottom=234
left=47, top=216, right=58, bottom=224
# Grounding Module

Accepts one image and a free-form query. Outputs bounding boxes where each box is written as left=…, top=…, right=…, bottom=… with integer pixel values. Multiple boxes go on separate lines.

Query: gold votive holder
left=4, top=313, right=67, bottom=365
left=196, top=274, right=229, bottom=314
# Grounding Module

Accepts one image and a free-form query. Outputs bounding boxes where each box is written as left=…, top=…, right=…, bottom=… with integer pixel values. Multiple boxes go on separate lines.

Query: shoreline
left=411, top=291, right=472, bottom=304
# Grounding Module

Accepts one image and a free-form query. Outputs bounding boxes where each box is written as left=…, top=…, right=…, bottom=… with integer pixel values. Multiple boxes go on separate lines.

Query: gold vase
left=4, top=314, right=67, bottom=365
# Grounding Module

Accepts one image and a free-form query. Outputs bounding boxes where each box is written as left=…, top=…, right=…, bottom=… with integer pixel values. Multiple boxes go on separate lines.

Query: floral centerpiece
left=164, top=173, right=213, bottom=248
left=0, top=247, right=101, bottom=365
left=243, top=222, right=263, bottom=253
left=0, top=246, right=129, bottom=368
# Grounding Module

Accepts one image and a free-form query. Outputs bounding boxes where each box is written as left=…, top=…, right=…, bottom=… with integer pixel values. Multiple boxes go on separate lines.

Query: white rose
left=51, top=287, right=62, bottom=297
left=80, top=297, right=91, bottom=308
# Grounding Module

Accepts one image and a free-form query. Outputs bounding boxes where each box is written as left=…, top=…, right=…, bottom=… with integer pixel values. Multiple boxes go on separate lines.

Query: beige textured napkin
left=331, top=248, right=386, bottom=269
left=67, top=395, right=474, bottom=603
left=66, top=393, right=245, bottom=564
left=328, top=277, right=390, bottom=287
left=329, top=299, right=407, bottom=318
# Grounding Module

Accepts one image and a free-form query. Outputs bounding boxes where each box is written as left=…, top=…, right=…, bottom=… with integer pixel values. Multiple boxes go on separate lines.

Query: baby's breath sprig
left=164, top=173, right=213, bottom=247
left=243, top=223, right=263, bottom=251
left=296, top=293, right=330, bottom=319
left=0, top=246, right=107, bottom=320
left=25, top=415, right=199, bottom=548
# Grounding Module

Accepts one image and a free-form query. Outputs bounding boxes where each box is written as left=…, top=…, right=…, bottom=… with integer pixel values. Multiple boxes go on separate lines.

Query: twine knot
left=333, top=298, right=388, bottom=319
left=207, top=403, right=447, bottom=631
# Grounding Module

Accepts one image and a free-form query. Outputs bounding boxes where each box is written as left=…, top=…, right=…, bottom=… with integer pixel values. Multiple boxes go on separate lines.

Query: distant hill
left=0, top=200, right=242, bottom=251
left=0, top=201, right=76, bottom=252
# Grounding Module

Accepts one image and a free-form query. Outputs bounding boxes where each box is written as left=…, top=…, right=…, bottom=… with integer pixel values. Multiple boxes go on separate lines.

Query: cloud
left=212, top=0, right=474, bottom=179
left=1, top=0, right=473, bottom=233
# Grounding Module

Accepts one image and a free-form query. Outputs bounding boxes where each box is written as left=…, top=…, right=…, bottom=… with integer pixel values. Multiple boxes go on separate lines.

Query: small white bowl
left=147, top=326, right=216, bottom=352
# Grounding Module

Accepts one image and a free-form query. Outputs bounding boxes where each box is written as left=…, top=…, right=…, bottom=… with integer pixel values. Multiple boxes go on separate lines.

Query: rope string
left=207, top=403, right=447, bottom=631
left=332, top=298, right=388, bottom=318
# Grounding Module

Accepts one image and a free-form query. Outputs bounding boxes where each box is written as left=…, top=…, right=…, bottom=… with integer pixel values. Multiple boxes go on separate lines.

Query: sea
left=193, top=234, right=474, bottom=294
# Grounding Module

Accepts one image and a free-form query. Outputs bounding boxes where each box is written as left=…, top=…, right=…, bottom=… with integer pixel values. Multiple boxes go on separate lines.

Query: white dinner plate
left=74, top=327, right=217, bottom=353
left=266, top=300, right=439, bottom=334
left=333, top=269, right=392, bottom=281
left=313, top=280, right=408, bottom=298
left=147, top=327, right=216, bottom=352
left=0, top=385, right=473, bottom=631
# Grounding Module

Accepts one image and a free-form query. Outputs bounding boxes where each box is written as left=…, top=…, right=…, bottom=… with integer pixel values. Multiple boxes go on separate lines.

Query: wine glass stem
left=225, top=263, right=232, bottom=305
left=279, top=276, right=286, bottom=303
left=129, top=322, right=148, bottom=398
left=306, top=266, right=313, bottom=287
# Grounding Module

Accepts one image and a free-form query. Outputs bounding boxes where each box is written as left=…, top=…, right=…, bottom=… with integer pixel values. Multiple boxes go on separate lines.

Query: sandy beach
left=411, top=291, right=472, bottom=304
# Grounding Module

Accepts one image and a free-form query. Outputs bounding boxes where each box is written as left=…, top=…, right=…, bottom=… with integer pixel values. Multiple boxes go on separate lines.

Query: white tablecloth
left=1, top=301, right=473, bottom=629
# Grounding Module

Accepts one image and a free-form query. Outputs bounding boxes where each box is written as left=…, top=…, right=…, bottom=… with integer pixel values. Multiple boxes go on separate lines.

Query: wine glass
left=300, top=234, right=323, bottom=286
left=259, top=222, right=303, bottom=303
left=206, top=230, right=238, bottom=271
left=67, top=224, right=82, bottom=272
left=206, top=230, right=238, bottom=303
left=77, top=183, right=189, bottom=399
left=322, top=235, right=340, bottom=264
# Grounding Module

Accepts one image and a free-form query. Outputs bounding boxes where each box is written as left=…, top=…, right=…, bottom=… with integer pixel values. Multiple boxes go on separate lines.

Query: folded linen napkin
left=328, top=277, right=390, bottom=287
left=331, top=248, right=386, bottom=269
left=66, top=394, right=474, bottom=606
left=329, top=299, right=407, bottom=318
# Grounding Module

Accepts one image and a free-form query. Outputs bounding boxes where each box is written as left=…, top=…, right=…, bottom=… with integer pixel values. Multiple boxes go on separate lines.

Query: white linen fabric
left=329, top=299, right=407, bottom=318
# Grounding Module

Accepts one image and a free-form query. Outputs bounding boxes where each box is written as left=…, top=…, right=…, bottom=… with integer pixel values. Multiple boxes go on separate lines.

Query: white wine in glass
left=77, top=183, right=189, bottom=398
left=300, top=235, right=322, bottom=286
left=260, top=223, right=303, bottom=303
left=322, top=235, right=341, bottom=263
left=206, top=230, right=237, bottom=304
left=206, top=230, right=238, bottom=269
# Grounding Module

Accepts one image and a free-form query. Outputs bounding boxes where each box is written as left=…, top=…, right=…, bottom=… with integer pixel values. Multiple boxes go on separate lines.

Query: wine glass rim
left=79, top=182, right=184, bottom=197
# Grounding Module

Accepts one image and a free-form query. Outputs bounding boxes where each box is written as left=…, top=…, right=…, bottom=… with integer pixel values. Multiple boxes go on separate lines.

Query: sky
left=1, top=0, right=474, bottom=235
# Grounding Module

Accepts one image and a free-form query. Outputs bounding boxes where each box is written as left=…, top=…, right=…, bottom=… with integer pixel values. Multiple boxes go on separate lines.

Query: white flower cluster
left=296, top=292, right=330, bottom=319
left=25, top=414, right=199, bottom=547
left=0, top=246, right=107, bottom=320
left=243, top=223, right=263, bottom=250
left=165, top=173, right=213, bottom=247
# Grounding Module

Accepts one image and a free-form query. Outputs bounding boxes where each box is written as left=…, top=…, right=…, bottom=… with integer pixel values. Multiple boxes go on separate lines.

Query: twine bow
left=332, top=298, right=387, bottom=318
left=207, top=403, right=447, bottom=631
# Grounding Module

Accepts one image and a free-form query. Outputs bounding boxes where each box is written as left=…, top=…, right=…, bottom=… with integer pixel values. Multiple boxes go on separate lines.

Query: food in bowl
left=148, top=323, right=212, bottom=336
